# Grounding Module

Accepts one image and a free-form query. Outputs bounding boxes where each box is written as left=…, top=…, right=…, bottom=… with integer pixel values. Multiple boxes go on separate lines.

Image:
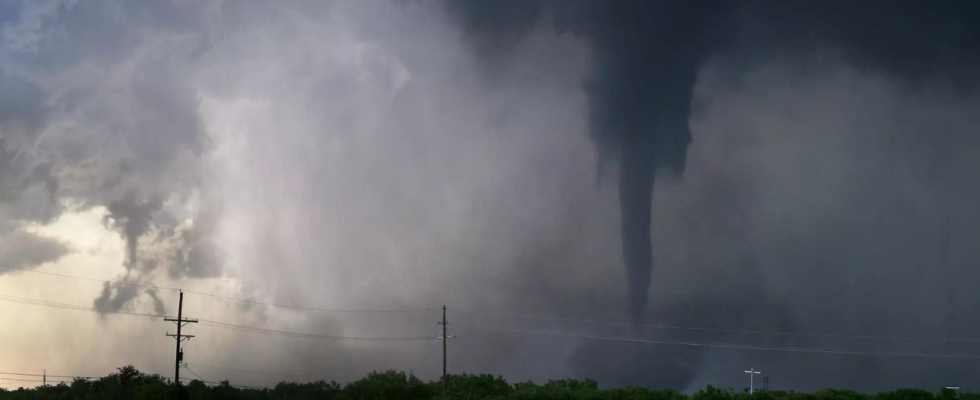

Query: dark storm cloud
left=4, top=0, right=980, bottom=392
left=443, top=0, right=542, bottom=59
left=0, top=71, right=62, bottom=228
left=0, top=71, right=46, bottom=138
left=0, top=0, right=219, bottom=311
left=731, top=1, right=980, bottom=86
left=442, top=0, right=980, bottom=390
left=182, top=0, right=980, bottom=390
left=444, top=0, right=980, bottom=308
left=665, top=62, right=980, bottom=391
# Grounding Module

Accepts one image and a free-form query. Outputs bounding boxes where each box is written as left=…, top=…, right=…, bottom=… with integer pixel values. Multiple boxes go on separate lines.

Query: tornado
left=445, top=0, right=732, bottom=320
left=579, top=1, right=729, bottom=320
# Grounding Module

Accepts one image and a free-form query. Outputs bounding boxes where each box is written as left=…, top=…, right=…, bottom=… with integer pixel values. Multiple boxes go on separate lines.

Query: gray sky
left=1, top=0, right=979, bottom=392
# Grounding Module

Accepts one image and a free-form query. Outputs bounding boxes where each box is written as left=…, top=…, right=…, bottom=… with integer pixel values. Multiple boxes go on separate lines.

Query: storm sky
left=1, top=0, right=979, bottom=393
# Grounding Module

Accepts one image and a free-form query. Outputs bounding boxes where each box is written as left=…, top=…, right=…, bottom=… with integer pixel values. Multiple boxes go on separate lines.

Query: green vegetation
left=0, top=366, right=975, bottom=400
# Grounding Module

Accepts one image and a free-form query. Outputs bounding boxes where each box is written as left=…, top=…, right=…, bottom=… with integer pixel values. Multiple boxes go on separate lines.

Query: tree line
left=0, top=365, right=973, bottom=400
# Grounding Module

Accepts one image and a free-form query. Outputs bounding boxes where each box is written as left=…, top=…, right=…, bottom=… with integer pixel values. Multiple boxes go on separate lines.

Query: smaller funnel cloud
left=103, top=192, right=163, bottom=272
left=95, top=191, right=164, bottom=314
left=0, top=0, right=225, bottom=314
left=94, top=191, right=222, bottom=313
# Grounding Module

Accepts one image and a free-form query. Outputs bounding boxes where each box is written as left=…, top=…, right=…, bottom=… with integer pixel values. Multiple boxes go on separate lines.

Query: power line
left=182, top=368, right=211, bottom=384
left=0, top=264, right=439, bottom=314
left=182, top=290, right=441, bottom=314
left=12, top=268, right=980, bottom=364
left=0, top=368, right=173, bottom=382
left=181, top=368, right=265, bottom=388
left=7, top=288, right=980, bottom=355
left=9, top=287, right=980, bottom=359
left=458, top=324, right=980, bottom=360
left=182, top=367, right=275, bottom=389
left=0, top=382, right=49, bottom=389
left=0, top=378, right=44, bottom=383
left=0, top=264, right=180, bottom=291
left=0, top=377, right=71, bottom=384
left=0, top=294, right=165, bottom=318
left=198, top=319, right=435, bottom=342
left=187, top=363, right=353, bottom=380
left=0, top=291, right=437, bottom=342
left=0, top=371, right=95, bottom=379
left=460, top=311, right=980, bottom=344
left=9, top=261, right=975, bottom=344
left=413, top=329, right=445, bottom=373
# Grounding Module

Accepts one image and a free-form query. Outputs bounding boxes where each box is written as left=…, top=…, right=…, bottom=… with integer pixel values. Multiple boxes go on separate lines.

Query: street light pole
left=744, top=368, right=762, bottom=394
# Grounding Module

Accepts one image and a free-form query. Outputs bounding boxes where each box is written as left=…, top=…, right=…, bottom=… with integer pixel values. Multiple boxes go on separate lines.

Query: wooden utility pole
left=440, top=305, right=448, bottom=395
left=165, top=291, right=197, bottom=384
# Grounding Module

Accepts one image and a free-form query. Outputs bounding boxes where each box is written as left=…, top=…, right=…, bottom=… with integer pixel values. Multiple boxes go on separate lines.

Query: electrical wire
left=0, top=377, right=71, bottom=384
left=9, top=264, right=980, bottom=361
left=0, top=378, right=44, bottom=383
left=187, top=363, right=352, bottom=380
left=0, top=294, right=165, bottom=318
left=0, top=264, right=180, bottom=291
left=0, top=371, right=95, bottom=379
left=458, top=324, right=980, bottom=359
left=413, top=329, right=445, bottom=373
left=458, top=310, right=980, bottom=344
left=181, top=289, right=440, bottom=314
left=8, top=288, right=980, bottom=360
left=182, top=368, right=212, bottom=384
left=0, top=264, right=438, bottom=314
left=8, top=262, right=975, bottom=344
left=0, top=291, right=437, bottom=342
left=198, top=319, right=436, bottom=342
left=183, top=367, right=275, bottom=389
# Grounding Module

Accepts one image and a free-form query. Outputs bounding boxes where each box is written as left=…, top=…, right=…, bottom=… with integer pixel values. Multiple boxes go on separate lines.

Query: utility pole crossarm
left=164, top=317, right=199, bottom=323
